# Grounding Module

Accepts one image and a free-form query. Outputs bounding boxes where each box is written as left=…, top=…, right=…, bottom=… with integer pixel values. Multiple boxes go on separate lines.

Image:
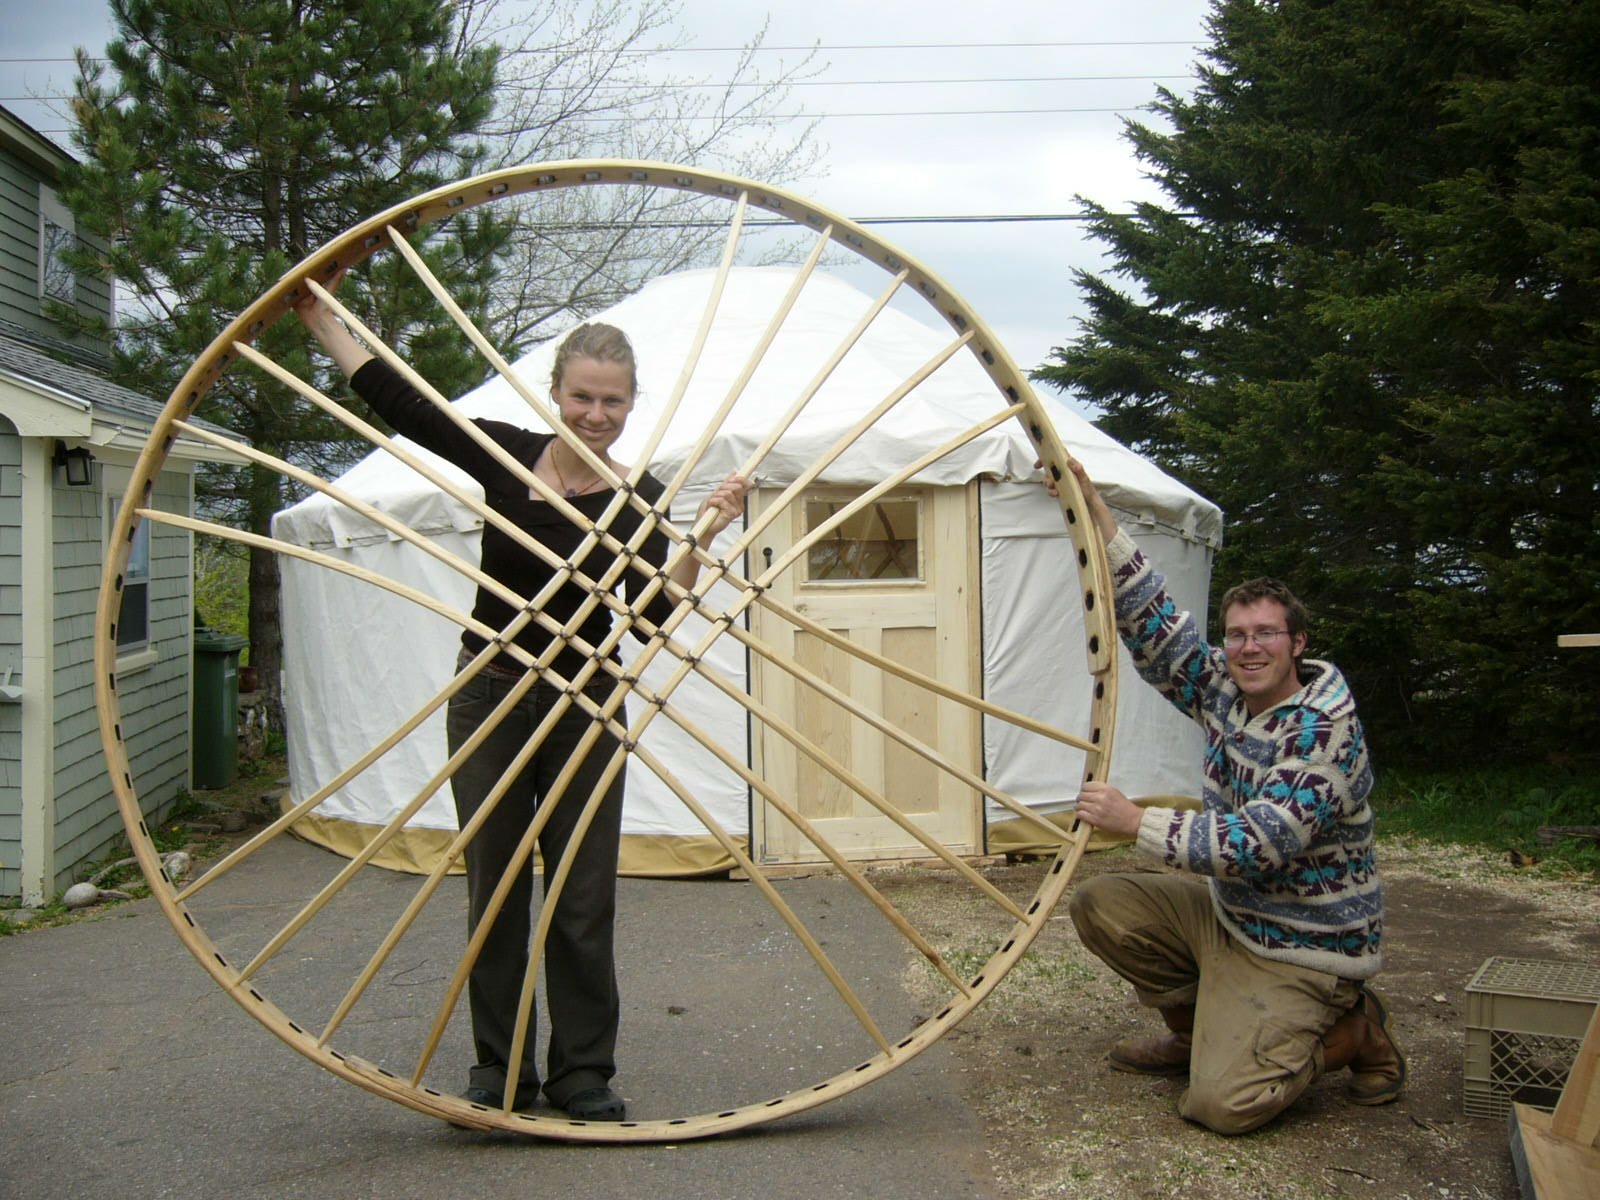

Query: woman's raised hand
left=697, top=473, right=752, bottom=537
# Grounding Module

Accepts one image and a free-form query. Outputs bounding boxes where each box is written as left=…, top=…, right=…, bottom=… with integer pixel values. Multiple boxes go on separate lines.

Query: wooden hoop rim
left=93, top=160, right=1119, bottom=1141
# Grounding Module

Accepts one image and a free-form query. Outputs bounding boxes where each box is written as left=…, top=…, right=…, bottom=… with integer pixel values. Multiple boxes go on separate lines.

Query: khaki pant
left=1069, top=871, right=1360, bottom=1134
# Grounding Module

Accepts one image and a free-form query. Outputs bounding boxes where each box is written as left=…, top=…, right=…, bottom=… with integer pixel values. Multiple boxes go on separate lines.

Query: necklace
left=550, top=443, right=603, bottom=498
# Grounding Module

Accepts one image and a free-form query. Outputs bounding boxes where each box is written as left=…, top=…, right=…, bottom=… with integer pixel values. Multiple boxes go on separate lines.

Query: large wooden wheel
left=94, top=161, right=1119, bottom=1141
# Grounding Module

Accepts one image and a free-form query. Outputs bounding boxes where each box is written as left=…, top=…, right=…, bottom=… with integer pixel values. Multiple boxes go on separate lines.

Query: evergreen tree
left=61, top=0, right=502, bottom=728
left=1037, top=0, right=1600, bottom=765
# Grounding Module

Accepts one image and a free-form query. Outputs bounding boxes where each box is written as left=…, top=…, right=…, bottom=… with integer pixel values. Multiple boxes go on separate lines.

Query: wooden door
left=749, top=483, right=982, bottom=864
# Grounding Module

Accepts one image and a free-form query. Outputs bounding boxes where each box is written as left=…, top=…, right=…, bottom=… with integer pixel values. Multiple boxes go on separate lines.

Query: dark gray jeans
left=446, top=671, right=625, bottom=1107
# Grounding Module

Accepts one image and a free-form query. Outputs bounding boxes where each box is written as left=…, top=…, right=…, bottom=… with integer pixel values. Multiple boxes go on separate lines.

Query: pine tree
left=1037, top=0, right=1600, bottom=764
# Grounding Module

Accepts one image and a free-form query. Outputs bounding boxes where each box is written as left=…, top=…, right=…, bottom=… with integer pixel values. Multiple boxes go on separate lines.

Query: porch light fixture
left=53, top=440, right=95, bottom=487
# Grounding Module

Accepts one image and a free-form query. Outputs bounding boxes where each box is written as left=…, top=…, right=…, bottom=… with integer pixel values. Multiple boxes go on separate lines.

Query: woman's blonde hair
left=551, top=322, right=637, bottom=396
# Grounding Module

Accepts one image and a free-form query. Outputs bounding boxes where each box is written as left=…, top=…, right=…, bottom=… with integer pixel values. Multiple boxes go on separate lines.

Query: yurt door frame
left=749, top=482, right=983, bottom=864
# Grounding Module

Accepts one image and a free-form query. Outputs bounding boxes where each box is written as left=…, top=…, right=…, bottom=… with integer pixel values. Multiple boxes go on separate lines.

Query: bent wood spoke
left=139, top=509, right=496, bottom=641
left=643, top=189, right=749, bottom=471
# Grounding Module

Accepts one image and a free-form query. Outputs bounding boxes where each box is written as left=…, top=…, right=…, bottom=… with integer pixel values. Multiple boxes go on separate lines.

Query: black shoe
left=560, top=1086, right=626, bottom=1121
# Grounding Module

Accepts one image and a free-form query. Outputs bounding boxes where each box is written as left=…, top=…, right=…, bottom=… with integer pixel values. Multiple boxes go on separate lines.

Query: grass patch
left=1372, top=765, right=1600, bottom=879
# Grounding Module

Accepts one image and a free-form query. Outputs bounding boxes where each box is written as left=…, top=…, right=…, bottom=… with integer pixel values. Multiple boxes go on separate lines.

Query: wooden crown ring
left=94, top=161, right=1118, bottom=1141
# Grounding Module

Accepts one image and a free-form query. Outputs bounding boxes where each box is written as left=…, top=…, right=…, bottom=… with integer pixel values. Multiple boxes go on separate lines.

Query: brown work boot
left=1108, top=1004, right=1194, bottom=1076
left=1321, top=984, right=1406, bottom=1104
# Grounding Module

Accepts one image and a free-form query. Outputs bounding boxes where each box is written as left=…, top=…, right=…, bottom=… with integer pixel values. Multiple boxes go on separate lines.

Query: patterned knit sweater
left=1107, top=530, right=1384, bottom=980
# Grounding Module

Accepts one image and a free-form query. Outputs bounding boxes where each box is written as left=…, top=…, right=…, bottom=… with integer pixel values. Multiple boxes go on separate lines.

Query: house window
left=105, top=490, right=151, bottom=652
left=803, top=493, right=923, bottom=583
left=38, top=186, right=77, bottom=305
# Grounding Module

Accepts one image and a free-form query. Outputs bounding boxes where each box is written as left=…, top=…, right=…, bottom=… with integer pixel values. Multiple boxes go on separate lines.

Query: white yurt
left=273, top=266, right=1223, bottom=876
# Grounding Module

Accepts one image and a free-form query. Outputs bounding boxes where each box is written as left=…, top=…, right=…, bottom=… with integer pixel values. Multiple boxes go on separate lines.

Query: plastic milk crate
left=1462, top=956, right=1600, bottom=1120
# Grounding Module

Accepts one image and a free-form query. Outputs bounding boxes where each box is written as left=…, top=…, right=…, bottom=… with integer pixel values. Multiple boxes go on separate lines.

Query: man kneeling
left=1053, top=455, right=1405, bottom=1135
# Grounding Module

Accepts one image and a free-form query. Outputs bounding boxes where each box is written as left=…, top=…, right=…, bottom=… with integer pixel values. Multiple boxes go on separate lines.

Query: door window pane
left=803, top=495, right=921, bottom=582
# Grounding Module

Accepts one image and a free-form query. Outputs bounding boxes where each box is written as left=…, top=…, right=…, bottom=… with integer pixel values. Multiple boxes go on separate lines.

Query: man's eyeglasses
left=1222, top=629, right=1290, bottom=652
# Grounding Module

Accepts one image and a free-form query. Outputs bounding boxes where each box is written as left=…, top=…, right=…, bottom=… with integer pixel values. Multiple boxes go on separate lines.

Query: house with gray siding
left=0, top=104, right=246, bottom=903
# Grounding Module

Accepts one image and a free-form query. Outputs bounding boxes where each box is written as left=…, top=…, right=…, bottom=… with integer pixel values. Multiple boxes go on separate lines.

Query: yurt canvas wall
left=273, top=267, right=1222, bottom=876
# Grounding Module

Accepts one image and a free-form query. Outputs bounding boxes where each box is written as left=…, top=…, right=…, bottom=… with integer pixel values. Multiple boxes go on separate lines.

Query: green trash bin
left=193, top=629, right=249, bottom=789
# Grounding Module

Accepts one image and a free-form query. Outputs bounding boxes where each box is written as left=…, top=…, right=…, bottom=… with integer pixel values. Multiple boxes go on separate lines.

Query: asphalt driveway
left=0, top=834, right=995, bottom=1200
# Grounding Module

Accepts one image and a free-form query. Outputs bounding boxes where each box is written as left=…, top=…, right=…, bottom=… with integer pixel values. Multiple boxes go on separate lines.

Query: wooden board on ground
left=1510, top=1000, right=1600, bottom=1198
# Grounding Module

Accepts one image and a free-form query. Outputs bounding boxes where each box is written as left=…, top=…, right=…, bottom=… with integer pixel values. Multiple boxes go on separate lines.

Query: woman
left=296, top=289, right=749, bottom=1121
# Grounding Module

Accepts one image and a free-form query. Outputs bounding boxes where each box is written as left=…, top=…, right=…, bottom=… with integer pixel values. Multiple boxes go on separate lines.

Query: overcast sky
left=2, top=0, right=1215, bottom=399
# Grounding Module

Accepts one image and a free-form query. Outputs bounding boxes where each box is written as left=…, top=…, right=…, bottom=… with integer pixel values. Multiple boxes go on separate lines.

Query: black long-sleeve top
left=350, top=359, right=676, bottom=682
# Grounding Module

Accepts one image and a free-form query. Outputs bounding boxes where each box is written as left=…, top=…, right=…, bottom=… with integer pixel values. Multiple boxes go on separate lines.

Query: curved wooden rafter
left=93, top=160, right=1120, bottom=1141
